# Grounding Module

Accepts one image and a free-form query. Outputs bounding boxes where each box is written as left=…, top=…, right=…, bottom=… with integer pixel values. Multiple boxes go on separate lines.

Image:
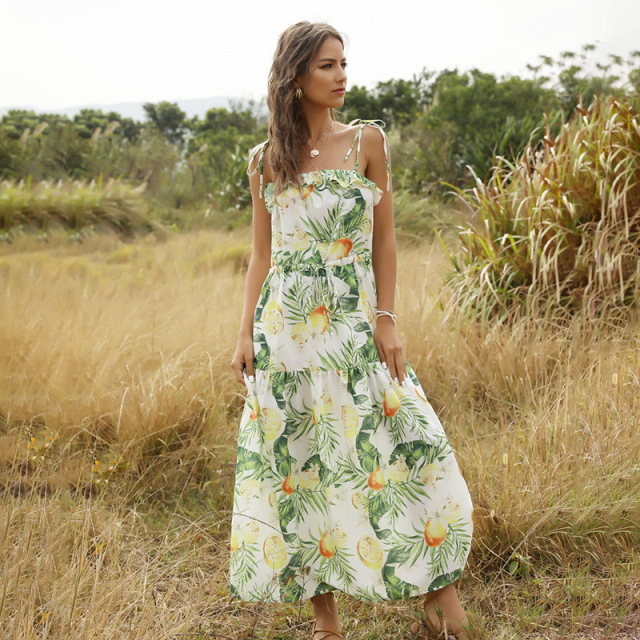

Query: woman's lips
left=333, top=88, right=345, bottom=94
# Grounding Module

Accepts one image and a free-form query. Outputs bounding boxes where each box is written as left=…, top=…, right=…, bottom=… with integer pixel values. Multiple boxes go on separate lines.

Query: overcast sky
left=1, top=0, right=639, bottom=111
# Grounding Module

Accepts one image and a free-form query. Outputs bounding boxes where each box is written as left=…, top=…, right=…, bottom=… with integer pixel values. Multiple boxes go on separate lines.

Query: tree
left=142, top=101, right=188, bottom=147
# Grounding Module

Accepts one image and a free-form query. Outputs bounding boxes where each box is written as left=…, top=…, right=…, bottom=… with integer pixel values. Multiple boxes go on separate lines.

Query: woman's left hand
left=373, top=317, right=408, bottom=384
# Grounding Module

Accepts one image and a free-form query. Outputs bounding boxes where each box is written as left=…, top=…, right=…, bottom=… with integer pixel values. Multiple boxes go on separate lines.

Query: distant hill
left=0, top=95, right=265, bottom=121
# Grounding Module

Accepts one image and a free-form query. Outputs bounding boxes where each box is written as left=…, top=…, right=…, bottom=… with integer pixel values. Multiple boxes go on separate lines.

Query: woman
left=230, top=21, right=475, bottom=640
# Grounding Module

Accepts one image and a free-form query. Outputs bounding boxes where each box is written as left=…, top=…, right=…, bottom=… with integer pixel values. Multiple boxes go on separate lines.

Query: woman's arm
left=363, top=126, right=408, bottom=385
left=230, top=145, right=272, bottom=384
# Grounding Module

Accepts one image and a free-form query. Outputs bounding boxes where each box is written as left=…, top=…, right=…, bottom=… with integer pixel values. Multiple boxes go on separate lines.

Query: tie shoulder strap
left=247, top=139, right=269, bottom=198
left=343, top=119, right=390, bottom=191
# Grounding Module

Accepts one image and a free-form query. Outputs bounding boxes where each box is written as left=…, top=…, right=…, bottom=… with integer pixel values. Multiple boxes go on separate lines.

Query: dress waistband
left=269, top=251, right=372, bottom=275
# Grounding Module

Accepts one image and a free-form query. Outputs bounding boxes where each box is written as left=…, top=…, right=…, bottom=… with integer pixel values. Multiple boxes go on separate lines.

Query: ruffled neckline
left=264, top=168, right=383, bottom=197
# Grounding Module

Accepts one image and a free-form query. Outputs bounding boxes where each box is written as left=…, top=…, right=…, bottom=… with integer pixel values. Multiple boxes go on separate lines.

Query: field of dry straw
left=0, top=228, right=638, bottom=639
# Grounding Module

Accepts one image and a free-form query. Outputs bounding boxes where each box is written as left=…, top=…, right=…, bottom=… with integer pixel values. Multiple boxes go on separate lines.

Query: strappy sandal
left=312, top=618, right=346, bottom=640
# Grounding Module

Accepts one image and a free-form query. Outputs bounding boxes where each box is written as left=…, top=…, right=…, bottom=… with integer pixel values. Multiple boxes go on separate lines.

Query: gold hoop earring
left=295, top=87, right=303, bottom=101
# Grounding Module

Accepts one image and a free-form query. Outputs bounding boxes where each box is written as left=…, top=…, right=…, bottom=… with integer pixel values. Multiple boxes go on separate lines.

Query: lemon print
left=387, top=456, right=410, bottom=482
left=268, top=490, right=277, bottom=508
left=263, top=534, right=287, bottom=570
left=248, top=394, right=259, bottom=420
left=383, top=386, right=401, bottom=417
left=263, top=300, right=284, bottom=336
left=351, top=491, right=367, bottom=511
left=298, top=465, right=320, bottom=489
left=360, top=291, right=375, bottom=323
left=359, top=214, right=372, bottom=235
left=242, top=521, right=260, bottom=544
left=318, top=242, right=330, bottom=259
left=442, top=498, right=462, bottom=523
left=357, top=534, right=384, bottom=570
left=331, top=526, right=348, bottom=549
left=326, top=237, right=353, bottom=260
left=312, top=391, right=333, bottom=425
left=282, top=472, right=297, bottom=495
left=272, top=231, right=283, bottom=249
left=307, top=305, right=330, bottom=334
left=342, top=404, right=359, bottom=438
left=424, top=517, right=448, bottom=547
left=290, top=228, right=310, bottom=250
left=391, top=379, right=408, bottom=398
left=291, top=322, right=311, bottom=345
left=419, top=463, right=442, bottom=488
left=367, top=465, right=386, bottom=491
left=319, top=531, right=335, bottom=558
left=300, top=184, right=314, bottom=199
left=237, top=478, right=260, bottom=501
left=230, top=531, right=240, bottom=553
left=260, top=407, right=282, bottom=441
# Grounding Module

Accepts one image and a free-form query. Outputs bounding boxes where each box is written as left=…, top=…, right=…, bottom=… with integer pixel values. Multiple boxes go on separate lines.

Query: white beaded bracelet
left=375, top=309, right=397, bottom=325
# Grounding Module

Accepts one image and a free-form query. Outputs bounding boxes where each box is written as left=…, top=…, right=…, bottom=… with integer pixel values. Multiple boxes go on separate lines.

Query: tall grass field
left=1, top=96, right=639, bottom=640
left=0, top=226, right=638, bottom=639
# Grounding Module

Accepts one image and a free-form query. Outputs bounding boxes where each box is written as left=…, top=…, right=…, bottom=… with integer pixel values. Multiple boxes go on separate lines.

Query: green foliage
left=1, top=44, right=638, bottom=234
left=0, top=176, right=154, bottom=238
left=142, top=101, right=189, bottom=147
left=442, top=96, right=640, bottom=323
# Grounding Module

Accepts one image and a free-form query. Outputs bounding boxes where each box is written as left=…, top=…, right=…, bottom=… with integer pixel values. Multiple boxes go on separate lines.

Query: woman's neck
left=300, top=104, right=333, bottom=143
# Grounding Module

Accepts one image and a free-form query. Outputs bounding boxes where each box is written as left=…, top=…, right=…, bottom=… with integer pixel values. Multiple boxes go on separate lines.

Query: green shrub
left=443, top=96, right=640, bottom=323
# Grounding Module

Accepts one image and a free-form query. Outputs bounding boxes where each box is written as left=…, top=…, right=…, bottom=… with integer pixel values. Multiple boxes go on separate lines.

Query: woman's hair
left=266, top=21, right=344, bottom=195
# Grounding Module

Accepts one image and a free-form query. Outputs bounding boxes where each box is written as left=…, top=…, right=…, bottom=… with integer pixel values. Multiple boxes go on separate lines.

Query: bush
left=443, top=96, right=640, bottom=323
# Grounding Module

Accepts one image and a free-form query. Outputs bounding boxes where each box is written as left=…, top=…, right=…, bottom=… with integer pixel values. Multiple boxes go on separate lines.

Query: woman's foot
left=410, top=584, right=470, bottom=640
left=311, top=592, right=344, bottom=640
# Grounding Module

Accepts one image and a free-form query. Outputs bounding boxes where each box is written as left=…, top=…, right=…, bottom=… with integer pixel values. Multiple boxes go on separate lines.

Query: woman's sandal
left=312, top=618, right=346, bottom=640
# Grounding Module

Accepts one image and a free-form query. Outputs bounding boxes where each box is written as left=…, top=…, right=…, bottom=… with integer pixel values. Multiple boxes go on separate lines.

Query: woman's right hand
left=231, top=333, right=255, bottom=385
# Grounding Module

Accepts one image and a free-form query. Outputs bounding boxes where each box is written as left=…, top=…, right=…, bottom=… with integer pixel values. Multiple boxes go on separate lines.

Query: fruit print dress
left=229, top=120, right=473, bottom=603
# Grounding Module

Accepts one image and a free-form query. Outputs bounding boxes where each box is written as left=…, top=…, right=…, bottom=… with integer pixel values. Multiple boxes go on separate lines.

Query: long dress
left=229, top=120, right=474, bottom=603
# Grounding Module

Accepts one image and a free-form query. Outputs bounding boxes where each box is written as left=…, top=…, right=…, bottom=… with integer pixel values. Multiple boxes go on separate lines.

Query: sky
left=1, top=0, right=639, bottom=112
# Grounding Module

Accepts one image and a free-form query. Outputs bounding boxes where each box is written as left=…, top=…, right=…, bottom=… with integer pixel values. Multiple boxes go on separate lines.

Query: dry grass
left=0, top=231, right=638, bottom=639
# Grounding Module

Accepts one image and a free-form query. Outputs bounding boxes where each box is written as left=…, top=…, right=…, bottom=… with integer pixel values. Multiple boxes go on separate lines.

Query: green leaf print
left=271, top=372, right=287, bottom=410
left=281, top=578, right=305, bottom=603
left=382, top=547, right=419, bottom=599
left=253, top=331, right=271, bottom=370
left=359, top=335, right=379, bottom=363
left=235, top=446, right=264, bottom=476
left=355, top=415, right=380, bottom=473
left=279, top=499, right=296, bottom=531
left=301, top=454, right=329, bottom=484
left=368, top=490, right=393, bottom=540
left=254, top=273, right=273, bottom=317
left=273, top=435, right=295, bottom=478
left=389, top=442, right=431, bottom=471
left=314, top=583, right=336, bottom=597
left=429, top=569, right=463, bottom=591
left=229, top=542, right=259, bottom=590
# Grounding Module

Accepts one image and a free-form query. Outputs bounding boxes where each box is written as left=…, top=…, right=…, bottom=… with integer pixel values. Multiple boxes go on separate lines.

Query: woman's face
left=295, top=36, right=347, bottom=109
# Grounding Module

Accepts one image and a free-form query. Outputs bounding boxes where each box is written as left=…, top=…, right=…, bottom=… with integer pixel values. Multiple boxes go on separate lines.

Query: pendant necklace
left=307, top=122, right=333, bottom=172
left=307, top=121, right=333, bottom=159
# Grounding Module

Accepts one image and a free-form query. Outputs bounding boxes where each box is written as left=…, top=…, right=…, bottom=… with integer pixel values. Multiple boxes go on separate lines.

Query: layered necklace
left=305, top=121, right=333, bottom=171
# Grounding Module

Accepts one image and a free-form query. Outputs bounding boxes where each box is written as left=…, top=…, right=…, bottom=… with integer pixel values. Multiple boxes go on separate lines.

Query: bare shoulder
left=360, top=123, right=386, bottom=155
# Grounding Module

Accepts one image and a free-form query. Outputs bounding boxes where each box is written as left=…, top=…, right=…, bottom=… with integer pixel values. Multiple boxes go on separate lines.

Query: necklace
left=306, top=121, right=333, bottom=158
left=307, top=122, right=333, bottom=172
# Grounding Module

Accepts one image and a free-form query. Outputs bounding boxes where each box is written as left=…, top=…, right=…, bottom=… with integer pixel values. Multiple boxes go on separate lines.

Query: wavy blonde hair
left=266, top=21, right=344, bottom=196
